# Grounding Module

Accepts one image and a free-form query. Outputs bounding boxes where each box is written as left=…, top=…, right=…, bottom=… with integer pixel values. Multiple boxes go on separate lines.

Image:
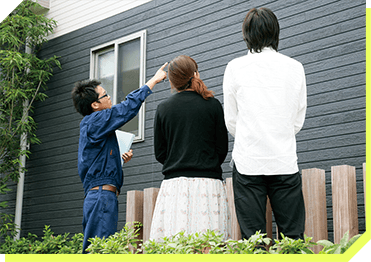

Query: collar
left=247, top=46, right=277, bottom=55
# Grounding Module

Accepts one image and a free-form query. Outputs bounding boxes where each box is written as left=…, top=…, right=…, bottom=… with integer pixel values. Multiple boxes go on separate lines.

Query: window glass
left=96, top=48, right=114, bottom=99
left=118, top=38, right=140, bottom=136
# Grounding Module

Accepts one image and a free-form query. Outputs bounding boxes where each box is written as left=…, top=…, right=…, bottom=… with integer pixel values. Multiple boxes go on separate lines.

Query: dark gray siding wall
left=15, top=0, right=365, bottom=242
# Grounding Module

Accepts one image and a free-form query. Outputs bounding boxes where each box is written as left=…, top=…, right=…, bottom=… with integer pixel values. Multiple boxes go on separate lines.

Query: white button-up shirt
left=223, top=47, right=307, bottom=175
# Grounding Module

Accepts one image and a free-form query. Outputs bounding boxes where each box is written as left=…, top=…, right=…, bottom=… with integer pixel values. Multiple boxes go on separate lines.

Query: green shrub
left=317, top=231, right=362, bottom=254
left=214, top=231, right=271, bottom=254
left=0, top=233, right=37, bottom=254
left=141, top=230, right=306, bottom=254
left=140, top=229, right=358, bottom=255
left=0, top=225, right=83, bottom=254
left=268, top=233, right=316, bottom=254
left=142, top=229, right=228, bottom=254
left=86, top=222, right=142, bottom=254
left=0, top=223, right=361, bottom=255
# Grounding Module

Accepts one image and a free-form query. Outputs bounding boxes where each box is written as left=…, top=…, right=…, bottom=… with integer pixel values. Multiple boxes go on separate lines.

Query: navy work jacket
left=78, top=85, right=152, bottom=195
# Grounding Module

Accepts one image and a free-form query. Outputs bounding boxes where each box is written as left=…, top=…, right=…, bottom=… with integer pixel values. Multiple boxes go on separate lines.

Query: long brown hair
left=168, top=55, right=214, bottom=100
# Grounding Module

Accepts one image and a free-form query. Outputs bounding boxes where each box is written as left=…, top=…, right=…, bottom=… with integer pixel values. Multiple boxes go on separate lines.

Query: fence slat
left=302, top=168, right=327, bottom=253
left=266, top=197, right=273, bottom=241
left=331, top=165, right=359, bottom=244
left=126, top=190, right=144, bottom=240
left=143, top=187, right=160, bottom=242
left=225, top=178, right=241, bottom=240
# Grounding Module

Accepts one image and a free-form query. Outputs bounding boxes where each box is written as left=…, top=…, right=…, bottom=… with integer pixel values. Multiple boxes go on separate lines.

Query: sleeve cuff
left=142, top=85, right=153, bottom=96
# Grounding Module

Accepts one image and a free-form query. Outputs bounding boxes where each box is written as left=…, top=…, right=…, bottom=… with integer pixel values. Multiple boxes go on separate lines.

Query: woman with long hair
left=150, top=55, right=231, bottom=241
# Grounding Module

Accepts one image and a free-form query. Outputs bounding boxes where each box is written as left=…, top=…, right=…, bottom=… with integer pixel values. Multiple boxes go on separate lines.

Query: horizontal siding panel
left=26, top=158, right=78, bottom=177
left=304, top=50, right=365, bottom=76
left=30, top=137, right=78, bottom=154
left=24, top=167, right=78, bottom=183
left=33, top=118, right=81, bottom=137
left=298, top=81, right=362, bottom=109
left=298, top=147, right=365, bottom=167
left=23, top=192, right=83, bottom=209
left=298, top=120, right=365, bottom=141
left=306, top=62, right=365, bottom=86
left=306, top=97, right=365, bottom=118
left=276, top=0, right=363, bottom=25
left=23, top=208, right=82, bottom=223
left=302, top=108, right=365, bottom=129
left=26, top=153, right=77, bottom=170
left=23, top=186, right=83, bottom=203
left=146, top=3, right=365, bottom=61
left=22, top=216, right=83, bottom=231
left=279, top=3, right=365, bottom=40
left=297, top=132, right=365, bottom=152
left=35, top=128, right=80, bottom=145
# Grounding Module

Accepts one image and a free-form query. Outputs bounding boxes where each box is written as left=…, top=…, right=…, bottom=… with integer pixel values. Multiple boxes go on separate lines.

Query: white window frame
left=90, top=30, right=147, bottom=142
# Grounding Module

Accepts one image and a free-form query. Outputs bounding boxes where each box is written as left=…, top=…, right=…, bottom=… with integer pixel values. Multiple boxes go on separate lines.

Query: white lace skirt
left=149, top=177, right=231, bottom=241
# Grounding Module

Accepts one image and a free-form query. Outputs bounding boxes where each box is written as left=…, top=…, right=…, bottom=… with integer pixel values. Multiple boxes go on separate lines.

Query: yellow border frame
left=5, top=3, right=371, bottom=262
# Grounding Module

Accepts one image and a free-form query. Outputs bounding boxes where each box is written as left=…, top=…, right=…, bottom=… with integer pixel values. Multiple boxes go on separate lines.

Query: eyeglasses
left=98, top=93, right=108, bottom=100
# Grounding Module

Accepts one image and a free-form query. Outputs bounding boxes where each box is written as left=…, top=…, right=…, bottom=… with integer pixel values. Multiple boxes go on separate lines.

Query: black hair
left=71, top=79, right=101, bottom=116
left=242, top=7, right=280, bottom=53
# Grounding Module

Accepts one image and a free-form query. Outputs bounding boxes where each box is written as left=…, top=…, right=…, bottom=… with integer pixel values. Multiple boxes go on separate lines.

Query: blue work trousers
left=82, top=186, right=118, bottom=253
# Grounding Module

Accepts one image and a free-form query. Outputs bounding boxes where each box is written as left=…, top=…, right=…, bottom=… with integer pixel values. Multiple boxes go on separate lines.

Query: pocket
left=101, top=191, right=118, bottom=214
left=105, top=146, right=120, bottom=176
left=99, top=191, right=118, bottom=236
left=82, top=191, right=99, bottom=227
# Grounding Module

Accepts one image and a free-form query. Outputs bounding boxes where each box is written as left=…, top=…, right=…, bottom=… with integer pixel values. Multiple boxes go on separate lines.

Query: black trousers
left=232, top=164, right=305, bottom=240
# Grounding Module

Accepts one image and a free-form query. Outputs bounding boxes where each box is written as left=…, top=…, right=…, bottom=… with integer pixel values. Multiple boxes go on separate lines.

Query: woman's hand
left=122, top=149, right=133, bottom=163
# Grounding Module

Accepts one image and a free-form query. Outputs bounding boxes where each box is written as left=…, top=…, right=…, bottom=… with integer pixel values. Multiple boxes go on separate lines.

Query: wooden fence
left=126, top=164, right=366, bottom=253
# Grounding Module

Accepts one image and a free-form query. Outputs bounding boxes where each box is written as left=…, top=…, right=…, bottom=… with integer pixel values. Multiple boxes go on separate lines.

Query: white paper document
left=115, top=130, right=135, bottom=165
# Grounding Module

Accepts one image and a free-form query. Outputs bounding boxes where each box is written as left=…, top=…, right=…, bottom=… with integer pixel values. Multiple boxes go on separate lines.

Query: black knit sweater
left=154, top=91, right=228, bottom=180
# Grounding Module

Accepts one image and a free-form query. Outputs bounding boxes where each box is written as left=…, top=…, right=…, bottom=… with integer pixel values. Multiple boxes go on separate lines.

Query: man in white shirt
left=223, top=7, right=306, bottom=241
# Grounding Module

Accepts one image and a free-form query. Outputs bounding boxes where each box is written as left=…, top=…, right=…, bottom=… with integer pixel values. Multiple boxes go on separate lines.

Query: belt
left=90, top=185, right=119, bottom=196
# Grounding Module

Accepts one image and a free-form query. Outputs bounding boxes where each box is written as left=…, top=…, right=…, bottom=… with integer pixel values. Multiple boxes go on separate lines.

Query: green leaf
left=317, top=239, right=334, bottom=248
left=301, top=247, right=315, bottom=254
left=345, top=234, right=362, bottom=251
left=333, top=244, right=342, bottom=254
left=340, top=231, right=349, bottom=248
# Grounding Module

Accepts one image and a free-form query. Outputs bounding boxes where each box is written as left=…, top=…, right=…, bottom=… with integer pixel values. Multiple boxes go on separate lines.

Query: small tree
left=0, top=0, right=61, bottom=238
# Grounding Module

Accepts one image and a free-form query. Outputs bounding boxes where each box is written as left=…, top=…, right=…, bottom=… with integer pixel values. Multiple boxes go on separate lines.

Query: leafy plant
left=317, top=231, right=362, bottom=254
left=142, top=230, right=223, bottom=254
left=86, top=222, right=142, bottom=254
left=0, top=225, right=83, bottom=254
left=57, top=232, right=84, bottom=254
left=31, top=225, right=74, bottom=254
left=223, top=231, right=271, bottom=254
left=0, top=224, right=362, bottom=255
left=268, top=233, right=316, bottom=254
left=0, top=232, right=37, bottom=254
left=0, top=0, right=60, bottom=238
left=142, top=230, right=271, bottom=254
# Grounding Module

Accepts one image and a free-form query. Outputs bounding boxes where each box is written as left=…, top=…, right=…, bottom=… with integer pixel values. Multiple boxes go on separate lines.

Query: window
left=90, top=30, right=147, bottom=142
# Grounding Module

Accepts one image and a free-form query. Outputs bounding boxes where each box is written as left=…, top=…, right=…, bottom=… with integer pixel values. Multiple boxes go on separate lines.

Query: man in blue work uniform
left=71, top=63, right=167, bottom=253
